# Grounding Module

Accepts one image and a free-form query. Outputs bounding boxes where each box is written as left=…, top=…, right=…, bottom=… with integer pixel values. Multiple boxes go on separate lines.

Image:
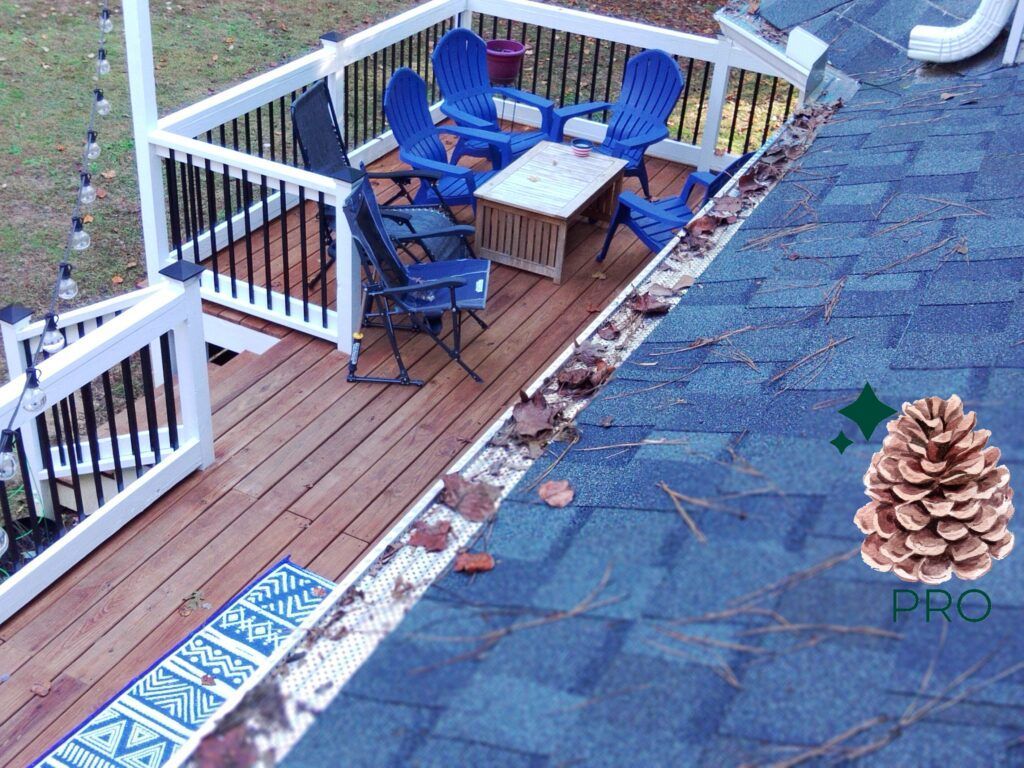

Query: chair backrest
left=290, top=80, right=353, bottom=179
left=343, top=180, right=410, bottom=289
left=432, top=28, right=498, bottom=129
left=607, top=49, right=684, bottom=146
left=384, top=68, right=449, bottom=165
left=706, top=151, right=755, bottom=201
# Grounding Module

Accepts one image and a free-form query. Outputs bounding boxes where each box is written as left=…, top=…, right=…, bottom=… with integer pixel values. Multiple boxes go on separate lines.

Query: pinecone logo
left=854, top=395, right=1014, bottom=583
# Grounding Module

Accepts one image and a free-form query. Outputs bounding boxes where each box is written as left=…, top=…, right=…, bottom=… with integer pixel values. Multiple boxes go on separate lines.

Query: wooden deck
left=0, top=147, right=691, bottom=767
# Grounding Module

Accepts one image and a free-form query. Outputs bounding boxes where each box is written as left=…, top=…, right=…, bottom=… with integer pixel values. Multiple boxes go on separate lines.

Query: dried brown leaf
left=408, top=519, right=451, bottom=552
left=454, top=552, right=495, bottom=574
left=441, top=473, right=500, bottom=522
left=30, top=681, right=51, bottom=697
left=688, top=215, right=718, bottom=236
left=511, top=391, right=560, bottom=440
left=539, top=479, right=574, bottom=508
left=627, top=292, right=670, bottom=316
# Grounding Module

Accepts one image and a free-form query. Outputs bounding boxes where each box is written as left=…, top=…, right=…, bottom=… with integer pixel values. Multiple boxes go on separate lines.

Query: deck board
left=0, top=146, right=691, bottom=767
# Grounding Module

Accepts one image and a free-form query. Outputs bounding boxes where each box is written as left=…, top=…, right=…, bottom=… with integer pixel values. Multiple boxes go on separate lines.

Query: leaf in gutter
left=510, top=391, right=560, bottom=440
left=408, top=519, right=451, bottom=551
left=597, top=322, right=620, bottom=340
left=441, top=474, right=500, bottom=522
left=673, top=275, right=695, bottom=291
left=538, top=479, right=575, bottom=508
left=627, top=292, right=671, bottom=316
left=454, top=552, right=495, bottom=574
left=688, top=215, right=718, bottom=236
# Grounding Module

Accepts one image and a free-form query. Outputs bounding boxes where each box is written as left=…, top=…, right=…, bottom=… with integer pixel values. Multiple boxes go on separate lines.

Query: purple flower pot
left=485, top=39, right=526, bottom=86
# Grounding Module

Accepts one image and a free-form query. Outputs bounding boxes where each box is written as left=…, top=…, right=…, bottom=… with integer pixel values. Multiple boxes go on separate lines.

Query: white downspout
left=908, top=0, right=1021, bottom=63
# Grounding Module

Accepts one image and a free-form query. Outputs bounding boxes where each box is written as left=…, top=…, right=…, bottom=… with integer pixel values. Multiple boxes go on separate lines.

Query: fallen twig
left=658, top=481, right=707, bottom=543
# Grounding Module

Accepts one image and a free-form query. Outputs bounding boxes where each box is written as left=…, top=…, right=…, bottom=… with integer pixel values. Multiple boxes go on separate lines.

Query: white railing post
left=698, top=40, right=733, bottom=172
left=0, top=305, right=52, bottom=517
left=458, top=0, right=474, bottom=29
left=332, top=180, right=361, bottom=356
left=320, top=31, right=346, bottom=139
left=159, top=263, right=215, bottom=468
left=123, top=0, right=172, bottom=286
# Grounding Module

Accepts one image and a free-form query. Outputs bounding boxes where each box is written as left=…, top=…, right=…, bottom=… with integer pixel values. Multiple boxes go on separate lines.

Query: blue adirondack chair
left=551, top=49, right=684, bottom=199
left=432, top=28, right=555, bottom=166
left=343, top=178, right=491, bottom=386
left=596, top=152, right=754, bottom=262
left=384, top=68, right=513, bottom=211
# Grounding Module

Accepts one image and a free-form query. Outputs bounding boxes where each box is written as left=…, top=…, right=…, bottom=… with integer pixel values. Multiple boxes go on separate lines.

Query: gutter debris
left=188, top=97, right=844, bottom=766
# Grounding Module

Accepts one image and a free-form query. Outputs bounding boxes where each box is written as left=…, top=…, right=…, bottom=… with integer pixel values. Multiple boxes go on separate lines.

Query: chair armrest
left=616, top=126, right=669, bottom=149
left=492, top=86, right=554, bottom=111
left=398, top=152, right=473, bottom=179
left=366, top=168, right=444, bottom=183
left=618, top=190, right=690, bottom=227
left=438, top=126, right=513, bottom=167
left=440, top=103, right=495, bottom=130
left=372, top=277, right=467, bottom=296
left=391, top=224, right=475, bottom=242
left=550, top=101, right=614, bottom=141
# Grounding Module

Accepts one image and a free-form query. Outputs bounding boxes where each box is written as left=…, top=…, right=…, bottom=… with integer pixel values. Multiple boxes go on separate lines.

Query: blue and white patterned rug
left=33, top=559, right=334, bottom=768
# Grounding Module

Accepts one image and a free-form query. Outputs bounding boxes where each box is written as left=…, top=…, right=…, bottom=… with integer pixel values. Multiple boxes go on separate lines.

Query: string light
left=79, top=172, right=97, bottom=206
left=96, top=48, right=110, bottom=77
left=22, top=369, right=47, bottom=413
left=86, top=130, right=101, bottom=160
left=0, top=431, right=16, bottom=482
left=0, top=0, right=114, bottom=507
left=70, top=216, right=91, bottom=250
left=57, top=263, right=78, bottom=301
left=94, top=88, right=111, bottom=116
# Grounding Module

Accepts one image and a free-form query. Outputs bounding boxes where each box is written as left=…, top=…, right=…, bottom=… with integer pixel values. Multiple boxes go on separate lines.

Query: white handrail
left=338, top=0, right=467, bottom=62
left=13, top=285, right=164, bottom=342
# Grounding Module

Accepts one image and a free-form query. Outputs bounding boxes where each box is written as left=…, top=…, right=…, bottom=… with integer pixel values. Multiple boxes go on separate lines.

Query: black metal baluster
left=545, top=28, right=556, bottom=99
left=783, top=83, right=796, bottom=120
left=693, top=62, right=711, bottom=142
left=204, top=156, right=220, bottom=290
left=0, top=478, right=17, bottom=571
left=291, top=91, right=300, bottom=164
left=34, top=414, right=62, bottom=531
left=279, top=179, right=292, bottom=314
left=184, top=154, right=204, bottom=272
left=58, top=399, right=85, bottom=521
left=318, top=192, right=328, bottom=328
left=139, top=346, right=162, bottom=465
left=561, top=33, right=572, bottom=105
left=269, top=100, right=277, bottom=161
left=120, top=357, right=144, bottom=476
left=573, top=35, right=585, bottom=106
left=260, top=175, right=273, bottom=309
left=232, top=117, right=243, bottom=202
left=298, top=187, right=310, bottom=322
left=279, top=95, right=288, bottom=165
left=602, top=42, right=617, bottom=121
left=256, top=106, right=265, bottom=158
left=743, top=72, right=762, bottom=153
left=49, top=405, right=66, bottom=466
left=182, top=153, right=197, bottom=242
left=66, top=390, right=83, bottom=463
left=100, top=370, right=125, bottom=492
left=517, top=23, right=528, bottom=90
left=159, top=333, right=179, bottom=451
left=678, top=58, right=695, bottom=142
left=369, top=53, right=376, bottom=140
left=532, top=26, right=542, bottom=94
left=79, top=382, right=105, bottom=508
left=491, top=15, right=498, bottom=38
left=14, top=430, right=44, bottom=550
left=727, top=70, right=746, bottom=154
left=763, top=76, right=779, bottom=143
left=165, top=154, right=183, bottom=256
left=221, top=160, right=238, bottom=297
left=241, top=169, right=256, bottom=304
left=589, top=38, right=601, bottom=104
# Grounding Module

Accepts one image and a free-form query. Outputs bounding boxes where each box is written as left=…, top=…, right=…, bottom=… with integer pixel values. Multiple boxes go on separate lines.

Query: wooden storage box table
left=473, top=141, right=627, bottom=283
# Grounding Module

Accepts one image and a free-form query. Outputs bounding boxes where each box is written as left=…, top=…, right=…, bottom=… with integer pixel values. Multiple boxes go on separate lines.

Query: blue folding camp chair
left=384, top=68, right=513, bottom=210
left=343, top=178, right=491, bottom=386
left=596, top=152, right=754, bottom=262
left=432, top=28, right=555, bottom=166
left=550, top=49, right=684, bottom=199
left=291, top=80, right=474, bottom=284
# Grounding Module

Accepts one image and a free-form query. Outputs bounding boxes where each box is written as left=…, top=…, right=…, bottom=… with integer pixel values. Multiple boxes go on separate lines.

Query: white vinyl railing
left=0, top=269, right=214, bottom=624
left=140, top=0, right=805, bottom=348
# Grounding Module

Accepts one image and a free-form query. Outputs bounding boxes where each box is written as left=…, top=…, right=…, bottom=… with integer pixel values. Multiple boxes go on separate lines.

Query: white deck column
left=122, top=0, right=172, bottom=284
left=333, top=180, right=361, bottom=356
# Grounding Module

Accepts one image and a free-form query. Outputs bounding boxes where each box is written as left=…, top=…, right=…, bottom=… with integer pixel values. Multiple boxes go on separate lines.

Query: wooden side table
left=474, top=141, right=627, bottom=283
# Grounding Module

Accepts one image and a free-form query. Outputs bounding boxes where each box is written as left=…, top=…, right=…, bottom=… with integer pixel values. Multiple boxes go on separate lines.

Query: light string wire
left=0, top=0, right=114, bottom=478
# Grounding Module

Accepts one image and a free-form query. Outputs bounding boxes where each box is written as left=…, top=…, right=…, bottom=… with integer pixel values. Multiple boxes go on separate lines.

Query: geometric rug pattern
left=32, top=559, right=334, bottom=768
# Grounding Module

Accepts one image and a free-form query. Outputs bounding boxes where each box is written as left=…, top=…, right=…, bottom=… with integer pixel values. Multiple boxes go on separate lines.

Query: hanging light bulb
left=70, top=216, right=91, bottom=251
left=57, top=263, right=78, bottom=300
left=96, top=48, right=111, bottom=77
left=94, top=88, right=111, bottom=117
left=79, top=172, right=97, bottom=206
left=40, top=316, right=65, bottom=355
left=86, top=130, right=101, bottom=161
left=0, top=431, right=16, bottom=482
left=99, top=8, right=114, bottom=34
left=23, top=368, right=47, bottom=413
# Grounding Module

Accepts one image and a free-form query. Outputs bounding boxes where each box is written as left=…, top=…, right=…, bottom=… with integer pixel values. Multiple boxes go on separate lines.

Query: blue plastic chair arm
left=366, top=168, right=444, bottom=182
left=492, top=86, right=555, bottom=111
left=439, top=125, right=513, bottom=145
left=553, top=100, right=613, bottom=121
left=619, top=190, right=691, bottom=227
left=398, top=152, right=473, bottom=179
left=439, top=102, right=494, bottom=129
left=373, top=277, right=468, bottom=296
left=616, top=126, right=669, bottom=149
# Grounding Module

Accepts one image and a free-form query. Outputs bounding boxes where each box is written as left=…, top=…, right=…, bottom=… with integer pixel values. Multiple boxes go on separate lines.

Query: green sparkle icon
left=839, top=383, right=897, bottom=440
left=830, top=430, right=854, bottom=454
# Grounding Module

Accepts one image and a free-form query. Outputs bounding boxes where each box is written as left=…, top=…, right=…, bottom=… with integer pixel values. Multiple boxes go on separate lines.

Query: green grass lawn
left=0, top=0, right=718, bottom=322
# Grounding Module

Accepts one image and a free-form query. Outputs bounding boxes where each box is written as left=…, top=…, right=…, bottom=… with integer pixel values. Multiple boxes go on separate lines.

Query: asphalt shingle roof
left=284, top=3, right=1024, bottom=764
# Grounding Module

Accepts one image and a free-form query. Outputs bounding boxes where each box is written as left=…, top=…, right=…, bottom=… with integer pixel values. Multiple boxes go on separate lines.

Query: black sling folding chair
left=343, top=179, right=490, bottom=386
left=290, top=80, right=473, bottom=283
